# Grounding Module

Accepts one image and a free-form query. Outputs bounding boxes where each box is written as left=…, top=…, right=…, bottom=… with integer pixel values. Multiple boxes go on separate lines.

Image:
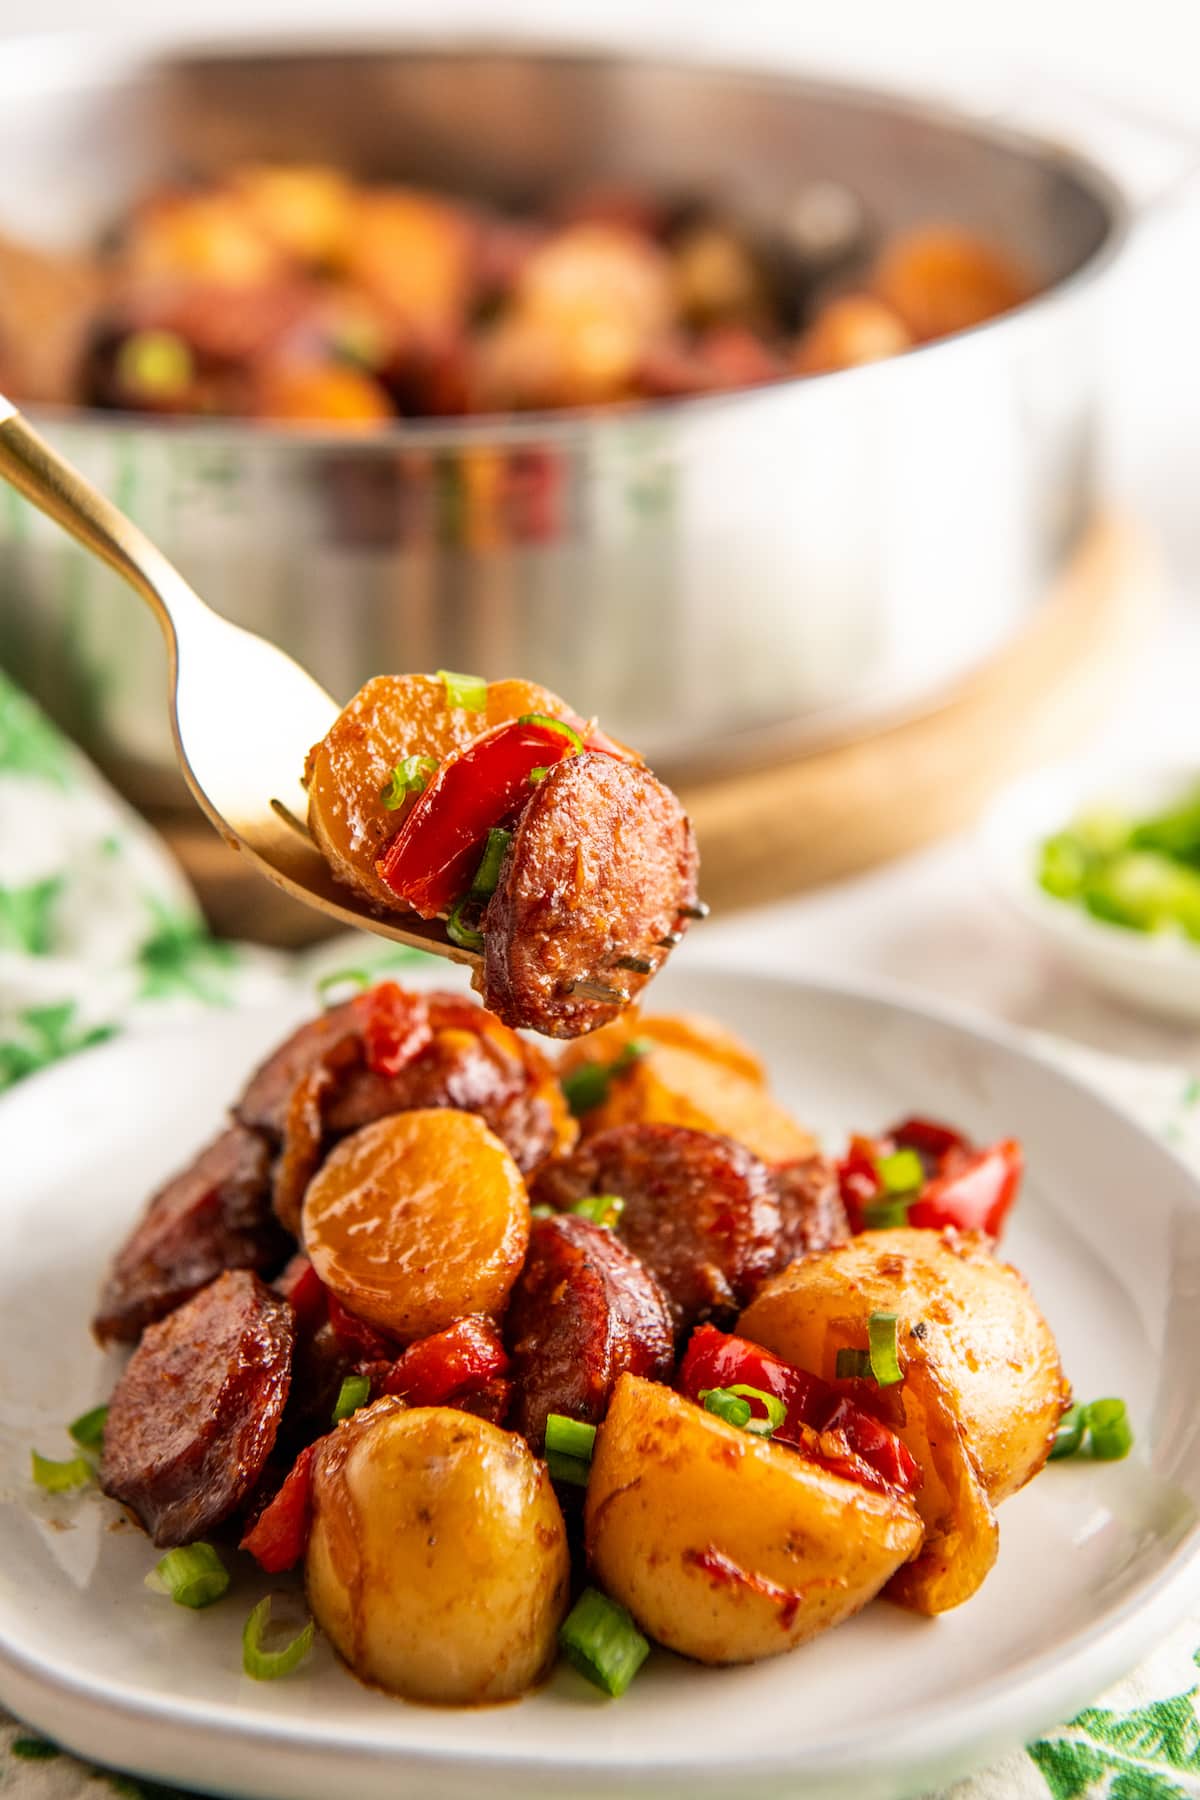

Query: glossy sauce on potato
left=301, top=1108, right=529, bottom=1340
left=307, top=1401, right=569, bottom=1703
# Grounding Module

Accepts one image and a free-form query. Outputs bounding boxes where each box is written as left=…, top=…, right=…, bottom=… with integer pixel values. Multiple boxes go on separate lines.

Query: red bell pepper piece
left=905, top=1139, right=1023, bottom=1238
left=351, top=981, right=433, bottom=1078
left=678, top=1325, right=921, bottom=1498
left=240, top=1443, right=318, bottom=1573
left=375, top=718, right=581, bottom=917
left=380, top=1316, right=509, bottom=1405
left=837, top=1116, right=1023, bottom=1241
left=273, top=1255, right=328, bottom=1336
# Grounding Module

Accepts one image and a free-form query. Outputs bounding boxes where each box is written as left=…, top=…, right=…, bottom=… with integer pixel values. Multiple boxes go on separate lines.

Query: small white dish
left=2, top=963, right=1200, bottom=1800
left=981, top=761, right=1200, bottom=1022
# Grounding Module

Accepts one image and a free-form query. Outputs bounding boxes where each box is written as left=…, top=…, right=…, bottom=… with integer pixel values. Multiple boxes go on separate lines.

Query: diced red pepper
left=375, top=718, right=581, bottom=917
left=905, top=1139, right=1023, bottom=1238
left=380, top=1316, right=509, bottom=1405
left=273, top=1255, right=328, bottom=1336
left=351, top=981, right=433, bottom=1078
left=677, top=1324, right=921, bottom=1499
left=326, top=1293, right=400, bottom=1362
left=837, top=1115, right=1023, bottom=1241
left=240, top=1444, right=318, bottom=1573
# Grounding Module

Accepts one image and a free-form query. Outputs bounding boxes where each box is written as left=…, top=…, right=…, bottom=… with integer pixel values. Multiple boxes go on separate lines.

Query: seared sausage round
left=481, top=753, right=700, bottom=1038
left=236, top=985, right=572, bottom=1231
left=505, top=1214, right=674, bottom=1447
left=533, top=1123, right=781, bottom=1338
left=771, top=1155, right=850, bottom=1266
left=100, top=1270, right=294, bottom=1547
left=92, top=1126, right=289, bottom=1346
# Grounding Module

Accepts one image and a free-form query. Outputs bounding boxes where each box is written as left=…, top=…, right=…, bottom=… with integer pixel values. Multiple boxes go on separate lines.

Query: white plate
left=981, top=760, right=1200, bottom=1021
left=3, top=964, right=1200, bottom=1800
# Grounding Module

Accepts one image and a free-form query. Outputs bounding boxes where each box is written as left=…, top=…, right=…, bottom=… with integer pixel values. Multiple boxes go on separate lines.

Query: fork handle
left=0, top=395, right=210, bottom=643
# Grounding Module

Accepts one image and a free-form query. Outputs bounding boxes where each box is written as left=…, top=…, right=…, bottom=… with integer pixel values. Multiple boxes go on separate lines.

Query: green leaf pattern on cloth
left=3, top=665, right=1200, bottom=1800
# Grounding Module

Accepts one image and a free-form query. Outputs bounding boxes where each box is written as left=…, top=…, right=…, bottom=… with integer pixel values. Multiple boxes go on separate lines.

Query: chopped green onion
left=446, top=894, right=485, bottom=951
left=835, top=1348, right=872, bottom=1380
left=723, top=1385, right=786, bottom=1438
left=68, top=1403, right=109, bottom=1451
left=438, top=669, right=487, bottom=712
left=531, top=1202, right=556, bottom=1219
left=10, top=1737, right=59, bottom=1761
left=529, top=765, right=550, bottom=785
left=699, top=1387, right=752, bottom=1429
left=332, top=1374, right=371, bottom=1424
left=518, top=713, right=584, bottom=754
left=571, top=1194, right=625, bottom=1229
left=1086, top=1398, right=1134, bottom=1461
left=381, top=755, right=438, bottom=809
left=242, top=1596, right=315, bottom=1681
left=470, top=827, right=512, bottom=899
left=561, top=1039, right=653, bottom=1117
left=31, top=1451, right=94, bottom=1492
left=146, top=1543, right=229, bottom=1609
left=868, top=1311, right=903, bottom=1387
left=861, top=1196, right=912, bottom=1230
left=116, top=328, right=194, bottom=397
left=545, top=1414, right=597, bottom=1462
left=546, top=1448, right=592, bottom=1486
left=559, top=1587, right=650, bottom=1697
left=1048, top=1403, right=1087, bottom=1461
left=876, top=1148, right=924, bottom=1194
left=315, top=967, right=370, bottom=1006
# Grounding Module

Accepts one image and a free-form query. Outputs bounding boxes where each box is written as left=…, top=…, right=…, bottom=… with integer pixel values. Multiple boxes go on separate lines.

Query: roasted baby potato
left=307, top=1400, right=570, bottom=1703
left=739, top=1227, right=1068, bottom=1612
left=871, top=225, right=1030, bottom=342
left=301, top=1108, right=529, bottom=1339
left=794, top=293, right=913, bottom=375
left=305, top=673, right=577, bottom=906
left=558, top=1011, right=815, bottom=1163
left=584, top=1374, right=923, bottom=1663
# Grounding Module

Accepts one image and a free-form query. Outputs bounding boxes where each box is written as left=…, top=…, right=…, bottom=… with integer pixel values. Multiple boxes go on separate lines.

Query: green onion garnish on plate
left=835, top=1348, right=872, bottom=1380
left=545, top=1415, right=597, bottom=1463
left=242, top=1596, right=315, bottom=1680
left=332, top=1374, right=371, bottom=1424
left=381, top=754, right=438, bottom=809
left=470, top=827, right=512, bottom=898
left=699, top=1384, right=785, bottom=1437
left=546, top=1449, right=592, bottom=1487
left=145, top=1543, right=230, bottom=1609
left=868, top=1311, right=903, bottom=1386
left=518, top=713, right=583, bottom=754
left=559, top=1587, right=649, bottom=1697
left=1048, top=1403, right=1087, bottom=1460
left=571, top=1194, right=625, bottom=1229
left=1048, top=1396, right=1133, bottom=1462
left=446, top=894, right=485, bottom=951
left=438, top=669, right=487, bottom=711
left=67, top=1403, right=109, bottom=1452
left=560, top=1039, right=652, bottom=1117
left=31, top=1450, right=94, bottom=1492
left=877, top=1148, right=924, bottom=1194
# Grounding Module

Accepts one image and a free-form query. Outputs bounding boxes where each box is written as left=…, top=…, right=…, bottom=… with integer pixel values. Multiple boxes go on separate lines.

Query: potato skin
left=302, top=1109, right=529, bottom=1340
left=584, top=1374, right=922, bottom=1663
left=739, top=1227, right=1068, bottom=1614
left=306, top=1400, right=570, bottom=1703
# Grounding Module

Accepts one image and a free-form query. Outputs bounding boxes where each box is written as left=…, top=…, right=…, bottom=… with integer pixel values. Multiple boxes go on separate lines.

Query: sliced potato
left=307, top=1400, right=570, bottom=1702
left=305, top=673, right=577, bottom=906
left=302, top=1108, right=529, bottom=1339
left=558, top=1008, right=768, bottom=1088
left=740, top=1228, right=1068, bottom=1613
left=584, top=1374, right=922, bottom=1663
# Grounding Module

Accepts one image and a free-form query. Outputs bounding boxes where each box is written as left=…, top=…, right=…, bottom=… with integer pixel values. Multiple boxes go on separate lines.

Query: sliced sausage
left=481, top=753, right=700, bottom=1038
left=533, top=1123, right=780, bottom=1339
left=772, top=1155, right=850, bottom=1265
left=505, top=1214, right=674, bottom=1447
left=92, top=1126, right=290, bottom=1346
left=236, top=984, right=572, bottom=1230
left=100, top=1270, right=294, bottom=1548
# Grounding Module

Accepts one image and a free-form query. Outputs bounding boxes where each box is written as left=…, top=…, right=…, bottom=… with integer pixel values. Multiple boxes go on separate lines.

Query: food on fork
left=304, top=670, right=702, bottom=1037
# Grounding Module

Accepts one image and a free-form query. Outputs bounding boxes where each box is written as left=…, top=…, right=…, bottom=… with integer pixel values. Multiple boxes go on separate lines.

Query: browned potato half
left=871, top=225, right=1030, bottom=342
left=584, top=1374, right=922, bottom=1663
left=307, top=1400, right=570, bottom=1702
left=302, top=1108, right=529, bottom=1340
left=229, top=164, right=354, bottom=266
left=794, top=294, right=913, bottom=375
left=740, top=1228, right=1068, bottom=1613
left=304, top=673, right=578, bottom=906
left=559, top=1013, right=814, bottom=1162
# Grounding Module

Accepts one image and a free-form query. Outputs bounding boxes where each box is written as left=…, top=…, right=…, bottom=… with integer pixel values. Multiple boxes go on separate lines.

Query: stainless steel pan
left=0, top=38, right=1125, bottom=807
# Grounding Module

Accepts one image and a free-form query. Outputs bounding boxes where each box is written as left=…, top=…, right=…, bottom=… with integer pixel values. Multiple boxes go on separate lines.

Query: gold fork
left=0, top=396, right=485, bottom=968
